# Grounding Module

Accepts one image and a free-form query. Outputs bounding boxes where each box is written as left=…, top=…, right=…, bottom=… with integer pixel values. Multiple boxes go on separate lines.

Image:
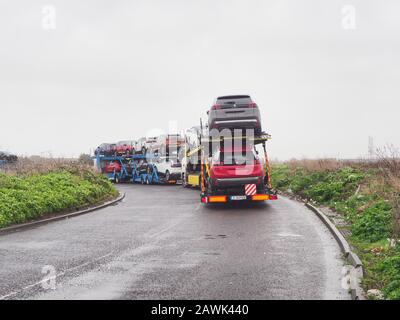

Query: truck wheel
left=264, top=175, right=269, bottom=187
left=182, top=173, right=187, bottom=188
left=206, top=179, right=213, bottom=194
left=165, top=170, right=170, bottom=181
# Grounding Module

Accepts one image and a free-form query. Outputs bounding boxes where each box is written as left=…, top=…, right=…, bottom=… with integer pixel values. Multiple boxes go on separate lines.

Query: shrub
left=79, top=154, right=94, bottom=166
left=379, top=254, right=400, bottom=300
left=352, top=200, right=393, bottom=242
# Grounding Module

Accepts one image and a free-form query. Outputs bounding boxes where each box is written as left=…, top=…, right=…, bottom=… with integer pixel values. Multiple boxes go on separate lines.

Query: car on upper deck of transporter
left=207, top=95, right=262, bottom=135
left=136, top=136, right=158, bottom=155
left=94, top=143, right=116, bottom=156
left=149, top=134, right=185, bottom=157
left=115, top=140, right=136, bottom=156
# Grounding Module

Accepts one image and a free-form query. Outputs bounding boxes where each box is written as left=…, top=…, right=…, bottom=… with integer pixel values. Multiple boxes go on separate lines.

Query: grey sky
left=0, top=0, right=399, bottom=159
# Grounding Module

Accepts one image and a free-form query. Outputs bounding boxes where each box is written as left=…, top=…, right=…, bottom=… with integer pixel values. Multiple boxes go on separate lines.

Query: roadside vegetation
left=0, top=158, right=118, bottom=229
left=270, top=151, right=400, bottom=299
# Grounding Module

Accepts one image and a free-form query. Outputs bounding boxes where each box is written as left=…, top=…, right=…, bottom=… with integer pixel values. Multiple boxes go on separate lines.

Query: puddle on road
left=204, top=234, right=227, bottom=240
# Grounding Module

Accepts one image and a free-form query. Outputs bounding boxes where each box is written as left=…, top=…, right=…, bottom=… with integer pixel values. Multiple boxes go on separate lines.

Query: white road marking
left=277, top=233, right=304, bottom=237
left=148, top=223, right=180, bottom=239
left=0, top=252, right=114, bottom=300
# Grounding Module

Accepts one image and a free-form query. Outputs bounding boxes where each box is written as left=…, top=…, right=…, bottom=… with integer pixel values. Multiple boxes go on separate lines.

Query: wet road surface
left=0, top=184, right=350, bottom=299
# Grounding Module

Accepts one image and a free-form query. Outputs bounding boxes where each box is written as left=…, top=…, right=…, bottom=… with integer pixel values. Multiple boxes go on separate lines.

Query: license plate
left=230, top=195, right=247, bottom=201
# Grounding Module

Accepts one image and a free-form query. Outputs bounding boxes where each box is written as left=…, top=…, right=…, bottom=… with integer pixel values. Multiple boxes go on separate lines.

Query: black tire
left=182, top=173, right=187, bottom=188
left=264, top=174, right=269, bottom=187
left=165, top=170, right=170, bottom=181
left=205, top=178, right=213, bottom=195
left=114, top=171, right=119, bottom=184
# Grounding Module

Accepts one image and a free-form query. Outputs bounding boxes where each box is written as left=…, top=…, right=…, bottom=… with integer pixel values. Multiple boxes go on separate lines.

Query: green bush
left=270, top=165, right=364, bottom=205
left=379, top=254, right=400, bottom=300
left=0, top=169, right=117, bottom=228
left=351, top=200, right=393, bottom=243
left=269, top=164, right=291, bottom=189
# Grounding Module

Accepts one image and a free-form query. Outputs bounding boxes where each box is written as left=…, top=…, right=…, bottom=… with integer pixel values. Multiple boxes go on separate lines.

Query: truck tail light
left=252, top=194, right=268, bottom=201
left=211, top=104, right=220, bottom=110
left=208, top=196, right=227, bottom=203
left=248, top=102, right=258, bottom=108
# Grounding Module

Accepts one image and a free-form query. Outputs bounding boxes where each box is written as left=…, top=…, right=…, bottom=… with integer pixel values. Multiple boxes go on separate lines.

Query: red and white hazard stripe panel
left=244, top=184, right=257, bottom=196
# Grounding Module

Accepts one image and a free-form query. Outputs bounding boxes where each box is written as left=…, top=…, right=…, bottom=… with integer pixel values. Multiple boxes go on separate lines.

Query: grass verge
left=0, top=162, right=118, bottom=229
left=270, top=160, right=400, bottom=299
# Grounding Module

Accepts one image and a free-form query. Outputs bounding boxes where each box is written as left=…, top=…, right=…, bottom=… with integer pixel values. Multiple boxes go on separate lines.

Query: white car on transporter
left=136, top=136, right=158, bottom=155
left=152, top=156, right=182, bottom=182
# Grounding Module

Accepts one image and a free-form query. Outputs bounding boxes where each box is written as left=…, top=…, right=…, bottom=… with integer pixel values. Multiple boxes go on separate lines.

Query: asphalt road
left=0, top=184, right=350, bottom=300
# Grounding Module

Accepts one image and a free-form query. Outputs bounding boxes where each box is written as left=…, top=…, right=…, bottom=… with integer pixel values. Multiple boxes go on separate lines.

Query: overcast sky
left=0, top=0, right=399, bottom=159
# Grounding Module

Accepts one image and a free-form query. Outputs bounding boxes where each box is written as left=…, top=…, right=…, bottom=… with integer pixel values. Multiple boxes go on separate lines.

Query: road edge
left=0, top=192, right=126, bottom=235
left=304, top=202, right=365, bottom=300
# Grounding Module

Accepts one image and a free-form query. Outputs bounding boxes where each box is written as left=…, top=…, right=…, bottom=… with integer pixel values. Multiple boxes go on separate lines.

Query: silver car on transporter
left=207, top=95, right=262, bottom=135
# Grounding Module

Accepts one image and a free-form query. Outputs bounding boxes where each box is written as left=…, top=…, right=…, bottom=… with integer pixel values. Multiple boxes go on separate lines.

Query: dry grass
left=374, top=147, right=400, bottom=191
left=374, top=146, right=400, bottom=236
left=283, top=146, right=400, bottom=237
left=285, top=154, right=400, bottom=191
left=286, top=158, right=344, bottom=172
left=0, top=156, right=94, bottom=176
